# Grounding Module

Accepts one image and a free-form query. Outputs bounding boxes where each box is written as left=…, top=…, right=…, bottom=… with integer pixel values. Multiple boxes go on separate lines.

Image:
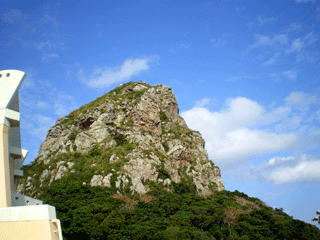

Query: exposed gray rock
left=133, top=84, right=148, bottom=92
left=102, top=173, right=113, bottom=187
left=40, top=169, right=49, bottom=185
left=55, top=165, right=67, bottom=180
left=90, top=175, right=103, bottom=186
left=109, top=154, right=119, bottom=163
left=67, top=162, right=75, bottom=168
left=19, top=81, right=224, bottom=198
left=163, top=178, right=171, bottom=186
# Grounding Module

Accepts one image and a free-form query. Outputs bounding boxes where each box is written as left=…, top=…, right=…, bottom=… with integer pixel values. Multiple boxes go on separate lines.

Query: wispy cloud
left=224, top=154, right=320, bottom=184
left=171, top=79, right=183, bottom=86
left=41, top=53, right=59, bottom=62
left=283, top=68, right=298, bottom=81
left=257, top=15, right=278, bottom=25
left=181, top=91, right=320, bottom=169
left=169, top=43, right=189, bottom=53
left=285, top=23, right=302, bottom=33
left=269, top=73, right=282, bottom=82
left=79, top=56, right=159, bottom=88
left=210, top=35, right=227, bottom=46
left=33, top=40, right=67, bottom=51
left=247, top=34, right=288, bottom=50
left=263, top=154, right=320, bottom=184
left=296, top=50, right=319, bottom=63
left=53, top=92, right=79, bottom=117
left=39, top=13, right=58, bottom=28
left=181, top=97, right=299, bottom=167
left=285, top=91, right=319, bottom=110
left=1, top=9, right=27, bottom=24
left=315, top=6, right=320, bottom=20
left=295, top=0, right=316, bottom=3
left=226, top=75, right=254, bottom=82
left=285, top=32, right=319, bottom=54
left=246, top=15, right=278, bottom=28
left=262, top=52, right=281, bottom=66
left=19, top=70, right=79, bottom=141
left=36, top=101, right=50, bottom=109
left=2, top=6, right=65, bottom=55
left=195, top=98, right=216, bottom=108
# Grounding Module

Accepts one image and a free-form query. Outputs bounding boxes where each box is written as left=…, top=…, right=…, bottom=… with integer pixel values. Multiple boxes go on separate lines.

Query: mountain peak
left=18, top=81, right=224, bottom=198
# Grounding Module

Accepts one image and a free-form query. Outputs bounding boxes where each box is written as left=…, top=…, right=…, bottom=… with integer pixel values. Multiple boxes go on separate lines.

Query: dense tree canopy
left=40, top=175, right=320, bottom=240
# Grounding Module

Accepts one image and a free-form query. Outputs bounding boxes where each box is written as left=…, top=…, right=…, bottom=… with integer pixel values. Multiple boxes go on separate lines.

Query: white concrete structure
left=0, top=70, right=63, bottom=239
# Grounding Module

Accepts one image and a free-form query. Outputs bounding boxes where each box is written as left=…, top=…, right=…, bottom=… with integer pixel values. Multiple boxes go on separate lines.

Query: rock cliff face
left=17, top=81, right=224, bottom=198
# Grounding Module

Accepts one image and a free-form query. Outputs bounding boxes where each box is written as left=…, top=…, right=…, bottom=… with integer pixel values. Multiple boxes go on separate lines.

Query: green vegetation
left=166, top=123, right=193, bottom=145
left=162, top=142, right=169, bottom=152
left=88, top=144, right=103, bottom=157
left=113, top=133, right=127, bottom=146
left=160, top=111, right=169, bottom=121
left=68, top=131, right=79, bottom=143
left=39, top=179, right=320, bottom=240
left=157, top=167, right=170, bottom=180
left=60, top=82, right=150, bottom=129
left=125, top=118, right=134, bottom=127
left=17, top=81, right=320, bottom=239
left=312, top=211, right=320, bottom=224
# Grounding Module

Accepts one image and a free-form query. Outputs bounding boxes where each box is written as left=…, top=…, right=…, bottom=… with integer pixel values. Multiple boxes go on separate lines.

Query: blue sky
left=1, top=0, right=320, bottom=228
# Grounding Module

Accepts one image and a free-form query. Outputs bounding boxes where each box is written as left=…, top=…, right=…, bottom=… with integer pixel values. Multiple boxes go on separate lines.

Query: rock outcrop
left=17, top=81, right=224, bottom=198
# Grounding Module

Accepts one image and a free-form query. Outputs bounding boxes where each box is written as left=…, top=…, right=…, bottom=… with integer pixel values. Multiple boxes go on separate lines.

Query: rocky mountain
left=16, top=81, right=320, bottom=240
left=17, top=81, right=224, bottom=199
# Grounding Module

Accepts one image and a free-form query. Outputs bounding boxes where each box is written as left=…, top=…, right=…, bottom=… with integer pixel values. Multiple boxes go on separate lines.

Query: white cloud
left=283, top=69, right=298, bottom=81
left=181, top=97, right=299, bottom=167
left=257, top=15, right=278, bottom=25
left=247, top=34, right=288, bottom=50
left=263, top=154, right=320, bottom=184
left=195, top=98, right=215, bottom=107
left=1, top=9, right=26, bottom=24
left=226, top=76, right=254, bottom=82
left=285, top=38, right=303, bottom=54
left=169, top=43, right=189, bottom=53
left=268, top=156, right=294, bottom=165
left=222, top=153, right=320, bottom=184
left=172, top=79, right=183, bottom=86
left=285, top=32, right=319, bottom=55
left=285, top=91, right=319, bottom=109
left=308, top=109, right=320, bottom=122
left=39, top=13, right=58, bottom=28
left=33, top=40, right=66, bottom=51
left=36, top=101, right=50, bottom=109
left=80, top=56, right=158, bottom=88
left=315, top=6, right=320, bottom=20
left=181, top=90, right=320, bottom=169
left=295, top=0, right=316, bottom=3
left=262, top=52, right=281, bottom=65
left=41, top=53, right=59, bottom=62
left=285, top=23, right=302, bottom=33
left=296, top=50, right=319, bottom=63
left=304, top=31, right=319, bottom=45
